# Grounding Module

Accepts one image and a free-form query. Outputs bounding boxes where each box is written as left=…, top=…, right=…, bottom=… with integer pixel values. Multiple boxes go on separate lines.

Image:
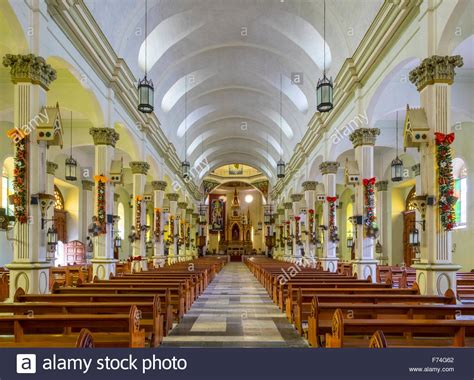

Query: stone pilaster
left=3, top=54, right=57, bottom=297
left=409, top=55, right=463, bottom=295
left=320, top=162, right=340, bottom=272
left=349, top=128, right=380, bottom=282
left=375, top=181, right=389, bottom=264
left=152, top=181, right=167, bottom=267
left=89, top=127, right=120, bottom=279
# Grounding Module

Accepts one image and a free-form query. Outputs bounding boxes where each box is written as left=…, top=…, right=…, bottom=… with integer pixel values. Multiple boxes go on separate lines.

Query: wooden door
left=64, top=240, right=86, bottom=265
left=403, top=210, right=415, bottom=267
left=54, top=209, right=68, bottom=243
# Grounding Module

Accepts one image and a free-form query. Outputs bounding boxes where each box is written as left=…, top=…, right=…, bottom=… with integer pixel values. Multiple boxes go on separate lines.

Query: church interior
left=0, top=0, right=473, bottom=353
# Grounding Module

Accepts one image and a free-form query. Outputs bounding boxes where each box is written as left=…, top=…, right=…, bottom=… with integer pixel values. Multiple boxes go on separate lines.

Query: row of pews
left=245, top=257, right=474, bottom=348
left=0, top=257, right=226, bottom=348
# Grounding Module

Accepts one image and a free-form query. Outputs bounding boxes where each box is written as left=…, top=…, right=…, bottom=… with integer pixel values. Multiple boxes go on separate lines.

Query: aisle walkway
left=162, top=262, right=308, bottom=347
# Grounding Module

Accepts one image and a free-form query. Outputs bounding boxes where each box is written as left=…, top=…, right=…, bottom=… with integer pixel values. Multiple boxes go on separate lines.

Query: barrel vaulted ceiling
left=84, top=0, right=384, bottom=180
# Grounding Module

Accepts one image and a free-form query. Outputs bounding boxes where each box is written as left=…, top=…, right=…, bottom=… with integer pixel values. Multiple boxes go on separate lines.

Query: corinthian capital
left=152, top=180, right=167, bottom=191
left=349, top=128, right=380, bottom=148
left=2, top=54, right=57, bottom=90
left=319, top=161, right=340, bottom=175
left=89, top=127, right=120, bottom=147
left=409, top=55, right=463, bottom=92
left=130, top=161, right=150, bottom=175
left=302, top=181, right=318, bottom=191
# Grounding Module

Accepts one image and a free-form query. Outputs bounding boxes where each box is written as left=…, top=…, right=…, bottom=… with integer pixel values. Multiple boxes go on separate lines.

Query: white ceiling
left=84, top=0, right=384, bottom=178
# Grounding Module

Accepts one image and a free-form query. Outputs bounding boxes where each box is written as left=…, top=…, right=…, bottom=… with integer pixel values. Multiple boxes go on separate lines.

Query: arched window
left=346, top=203, right=353, bottom=235
left=54, top=185, right=64, bottom=210
left=117, top=202, right=125, bottom=239
left=453, top=158, right=467, bottom=228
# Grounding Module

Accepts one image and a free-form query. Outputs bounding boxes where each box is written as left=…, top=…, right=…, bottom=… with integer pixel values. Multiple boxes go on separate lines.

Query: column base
left=153, top=255, right=166, bottom=268
left=412, top=263, right=461, bottom=295
left=91, top=258, right=118, bottom=280
left=319, top=257, right=339, bottom=272
left=140, top=258, right=148, bottom=271
left=6, top=262, right=51, bottom=298
left=351, top=259, right=378, bottom=282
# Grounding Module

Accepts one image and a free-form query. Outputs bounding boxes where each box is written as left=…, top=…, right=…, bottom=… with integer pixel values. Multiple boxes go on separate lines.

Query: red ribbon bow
left=435, top=132, right=455, bottom=145
left=363, top=177, right=376, bottom=186
left=326, top=196, right=337, bottom=203
left=294, top=216, right=301, bottom=222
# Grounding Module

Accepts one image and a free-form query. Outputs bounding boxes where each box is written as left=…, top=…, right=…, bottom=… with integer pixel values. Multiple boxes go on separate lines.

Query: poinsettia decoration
left=135, top=196, right=142, bottom=239
left=94, top=175, right=107, bottom=234
left=326, top=197, right=339, bottom=243
left=12, top=137, right=28, bottom=223
left=154, top=208, right=161, bottom=243
left=435, top=132, right=457, bottom=231
left=363, top=177, right=379, bottom=238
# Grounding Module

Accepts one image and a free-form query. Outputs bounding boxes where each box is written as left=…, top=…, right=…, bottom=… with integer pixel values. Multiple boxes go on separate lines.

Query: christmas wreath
left=435, top=132, right=457, bottom=231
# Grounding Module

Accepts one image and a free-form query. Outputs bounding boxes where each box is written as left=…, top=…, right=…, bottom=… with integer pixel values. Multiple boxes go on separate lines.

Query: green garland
left=435, top=133, right=456, bottom=231
left=12, top=138, right=28, bottom=224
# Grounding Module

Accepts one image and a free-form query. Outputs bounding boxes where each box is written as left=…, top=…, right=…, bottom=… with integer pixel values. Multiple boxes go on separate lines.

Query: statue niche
left=231, top=224, right=240, bottom=241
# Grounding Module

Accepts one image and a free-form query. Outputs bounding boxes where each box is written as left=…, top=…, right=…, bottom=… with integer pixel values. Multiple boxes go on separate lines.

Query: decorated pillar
left=408, top=56, right=463, bottom=295
left=349, top=128, right=380, bottom=282
left=275, top=207, right=285, bottom=259
left=166, top=193, right=180, bottom=264
left=3, top=54, right=57, bottom=296
left=283, top=202, right=293, bottom=261
left=151, top=180, right=167, bottom=267
left=130, top=161, right=150, bottom=272
left=290, top=194, right=304, bottom=263
left=302, top=181, right=317, bottom=265
left=319, top=162, right=340, bottom=272
left=45, top=162, right=58, bottom=265
left=186, top=208, right=194, bottom=259
left=375, top=181, right=389, bottom=264
left=81, top=180, right=94, bottom=245
left=177, top=202, right=187, bottom=261
left=90, top=127, right=120, bottom=280
left=191, top=212, right=200, bottom=258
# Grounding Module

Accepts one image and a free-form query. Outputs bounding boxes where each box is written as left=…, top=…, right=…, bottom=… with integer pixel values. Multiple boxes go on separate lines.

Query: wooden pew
left=324, top=308, right=474, bottom=348
left=0, top=305, right=146, bottom=348
left=15, top=289, right=174, bottom=337
left=307, top=293, right=472, bottom=347
left=457, top=272, right=474, bottom=303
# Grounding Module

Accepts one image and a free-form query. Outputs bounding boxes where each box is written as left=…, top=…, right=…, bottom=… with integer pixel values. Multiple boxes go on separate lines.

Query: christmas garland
left=435, top=132, right=456, bottom=231
left=326, top=197, right=339, bottom=243
left=94, top=175, right=107, bottom=234
left=12, top=137, right=28, bottom=224
left=286, top=221, right=291, bottom=247
left=279, top=225, right=284, bottom=247
left=169, top=215, right=175, bottom=243
left=135, top=196, right=142, bottom=239
left=363, top=177, right=378, bottom=238
left=294, top=215, right=302, bottom=245
left=154, top=208, right=161, bottom=243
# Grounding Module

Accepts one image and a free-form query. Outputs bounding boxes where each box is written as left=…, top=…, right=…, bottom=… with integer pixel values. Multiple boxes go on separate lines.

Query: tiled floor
left=162, top=262, right=308, bottom=348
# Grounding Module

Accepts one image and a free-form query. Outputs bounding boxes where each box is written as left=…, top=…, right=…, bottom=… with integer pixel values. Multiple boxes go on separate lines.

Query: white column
left=130, top=161, right=150, bottom=272
left=302, top=181, right=317, bottom=265
left=409, top=56, right=463, bottom=295
left=319, top=162, right=340, bottom=272
left=90, top=128, right=120, bottom=279
left=166, top=193, right=179, bottom=264
left=290, top=194, right=303, bottom=263
left=152, top=180, right=167, bottom=267
left=375, top=181, right=389, bottom=264
left=349, top=128, right=380, bottom=282
left=46, top=162, right=58, bottom=265
left=4, top=54, right=55, bottom=296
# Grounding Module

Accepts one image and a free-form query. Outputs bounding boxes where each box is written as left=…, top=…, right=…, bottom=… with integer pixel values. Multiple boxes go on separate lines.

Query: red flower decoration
left=435, top=132, right=455, bottom=145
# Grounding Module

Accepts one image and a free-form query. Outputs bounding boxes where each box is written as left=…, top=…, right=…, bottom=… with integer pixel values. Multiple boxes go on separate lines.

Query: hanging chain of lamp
left=65, top=111, right=77, bottom=181
left=277, top=73, right=285, bottom=178
left=391, top=111, right=404, bottom=182
left=182, top=75, right=190, bottom=179
left=316, top=0, right=333, bottom=113
left=137, top=0, right=154, bottom=113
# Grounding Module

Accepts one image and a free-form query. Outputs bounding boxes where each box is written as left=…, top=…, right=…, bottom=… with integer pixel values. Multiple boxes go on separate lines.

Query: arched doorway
left=53, top=185, right=68, bottom=243
left=402, top=186, right=416, bottom=266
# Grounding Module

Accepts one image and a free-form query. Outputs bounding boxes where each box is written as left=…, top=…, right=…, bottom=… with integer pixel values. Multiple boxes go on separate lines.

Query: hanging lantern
left=316, top=75, right=334, bottom=113
left=409, top=228, right=420, bottom=246
left=65, top=156, right=77, bottom=181
left=47, top=226, right=58, bottom=259
left=346, top=234, right=354, bottom=249
left=182, top=160, right=190, bottom=179
left=114, top=235, right=122, bottom=249
left=277, top=159, right=286, bottom=178
left=138, top=76, right=154, bottom=113
left=391, top=156, right=404, bottom=182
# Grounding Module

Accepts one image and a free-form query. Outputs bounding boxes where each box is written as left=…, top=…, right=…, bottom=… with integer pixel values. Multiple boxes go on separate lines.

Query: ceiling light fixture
left=316, top=0, right=334, bottom=113
left=137, top=0, right=154, bottom=113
